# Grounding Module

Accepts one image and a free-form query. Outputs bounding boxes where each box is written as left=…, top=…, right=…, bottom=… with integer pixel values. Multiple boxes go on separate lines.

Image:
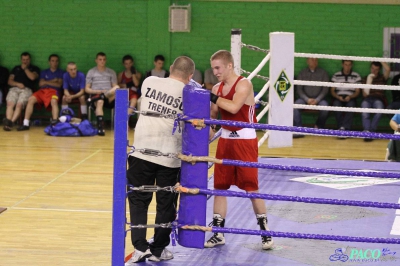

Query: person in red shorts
left=205, top=50, right=273, bottom=250
left=18, top=54, right=63, bottom=131
left=117, top=55, right=141, bottom=128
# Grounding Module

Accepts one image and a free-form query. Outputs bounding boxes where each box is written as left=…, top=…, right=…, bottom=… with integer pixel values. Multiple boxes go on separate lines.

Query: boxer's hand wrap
left=210, top=93, right=219, bottom=104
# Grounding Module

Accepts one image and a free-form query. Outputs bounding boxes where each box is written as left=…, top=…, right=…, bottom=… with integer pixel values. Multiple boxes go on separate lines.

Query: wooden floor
left=0, top=126, right=390, bottom=265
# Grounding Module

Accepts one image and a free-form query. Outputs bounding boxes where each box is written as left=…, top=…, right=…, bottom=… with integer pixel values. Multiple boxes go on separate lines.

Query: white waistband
left=221, top=128, right=256, bottom=139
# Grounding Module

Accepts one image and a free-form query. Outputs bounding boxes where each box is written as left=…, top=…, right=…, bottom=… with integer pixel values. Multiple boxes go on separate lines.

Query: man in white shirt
left=125, top=56, right=195, bottom=264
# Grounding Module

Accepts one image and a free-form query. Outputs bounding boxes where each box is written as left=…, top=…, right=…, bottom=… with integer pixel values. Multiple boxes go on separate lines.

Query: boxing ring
left=111, top=31, right=400, bottom=265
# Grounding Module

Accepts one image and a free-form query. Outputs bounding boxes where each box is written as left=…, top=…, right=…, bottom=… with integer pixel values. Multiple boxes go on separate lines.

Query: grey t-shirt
left=86, top=67, right=117, bottom=91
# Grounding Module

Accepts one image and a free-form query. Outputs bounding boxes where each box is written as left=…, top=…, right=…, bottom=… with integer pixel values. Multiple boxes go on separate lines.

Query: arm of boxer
left=211, top=79, right=251, bottom=114
left=210, top=85, right=219, bottom=119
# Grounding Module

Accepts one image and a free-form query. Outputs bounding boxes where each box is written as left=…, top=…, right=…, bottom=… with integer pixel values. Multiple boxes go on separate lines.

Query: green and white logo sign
left=274, top=70, right=291, bottom=102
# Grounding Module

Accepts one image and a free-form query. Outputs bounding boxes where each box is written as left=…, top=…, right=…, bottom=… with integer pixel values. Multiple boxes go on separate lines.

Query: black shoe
left=81, top=114, right=88, bottom=120
left=3, top=118, right=13, bottom=131
left=17, top=125, right=30, bottom=131
left=97, top=129, right=105, bottom=136
left=363, top=130, right=373, bottom=142
left=337, top=127, right=347, bottom=140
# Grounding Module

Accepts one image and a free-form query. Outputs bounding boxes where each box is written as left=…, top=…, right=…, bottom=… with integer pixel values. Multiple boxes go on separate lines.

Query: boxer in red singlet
left=205, top=50, right=273, bottom=250
left=118, top=55, right=141, bottom=128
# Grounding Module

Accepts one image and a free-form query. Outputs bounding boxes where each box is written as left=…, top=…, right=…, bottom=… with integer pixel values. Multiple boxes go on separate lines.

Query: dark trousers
left=332, top=98, right=356, bottom=130
left=127, top=156, right=180, bottom=257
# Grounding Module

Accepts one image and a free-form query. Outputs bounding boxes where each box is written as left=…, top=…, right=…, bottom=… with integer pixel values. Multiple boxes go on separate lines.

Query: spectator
left=204, top=68, right=219, bottom=90
left=18, top=54, right=63, bottom=131
left=192, top=69, right=203, bottom=85
left=388, top=73, right=400, bottom=111
left=118, top=55, right=141, bottom=129
left=0, top=62, right=9, bottom=107
left=62, top=62, right=87, bottom=120
left=85, top=52, right=119, bottom=136
left=3, top=52, right=40, bottom=131
left=361, top=61, right=390, bottom=141
left=293, top=58, right=330, bottom=137
left=145, top=54, right=169, bottom=78
left=330, top=60, right=361, bottom=137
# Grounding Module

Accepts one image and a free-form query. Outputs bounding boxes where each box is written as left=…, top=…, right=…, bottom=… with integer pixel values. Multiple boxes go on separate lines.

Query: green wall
left=0, top=0, right=399, bottom=90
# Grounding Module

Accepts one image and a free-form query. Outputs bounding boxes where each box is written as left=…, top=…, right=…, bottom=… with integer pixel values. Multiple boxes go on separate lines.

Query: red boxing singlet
left=121, top=71, right=133, bottom=84
left=216, top=76, right=256, bottom=132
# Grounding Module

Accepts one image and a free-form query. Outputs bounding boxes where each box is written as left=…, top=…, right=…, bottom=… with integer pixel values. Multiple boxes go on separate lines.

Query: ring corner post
left=112, top=89, right=129, bottom=266
left=178, top=85, right=210, bottom=249
left=268, top=32, right=294, bottom=148
left=231, top=28, right=242, bottom=76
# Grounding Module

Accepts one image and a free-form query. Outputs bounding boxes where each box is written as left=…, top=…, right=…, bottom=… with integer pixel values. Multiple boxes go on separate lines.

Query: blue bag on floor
left=44, top=119, right=97, bottom=136
left=44, top=107, right=97, bottom=137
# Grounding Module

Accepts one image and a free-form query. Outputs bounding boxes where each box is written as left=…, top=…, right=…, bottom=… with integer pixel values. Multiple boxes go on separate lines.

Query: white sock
left=61, top=105, right=68, bottom=109
left=81, top=105, right=87, bottom=115
left=256, top=214, right=267, bottom=219
left=23, top=119, right=30, bottom=126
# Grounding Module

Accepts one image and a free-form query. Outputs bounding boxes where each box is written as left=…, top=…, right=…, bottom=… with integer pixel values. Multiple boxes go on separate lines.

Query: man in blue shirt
left=18, top=54, right=63, bottom=131
left=62, top=62, right=87, bottom=120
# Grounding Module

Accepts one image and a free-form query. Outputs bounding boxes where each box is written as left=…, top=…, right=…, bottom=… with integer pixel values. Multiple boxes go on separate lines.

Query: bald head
left=170, top=56, right=195, bottom=80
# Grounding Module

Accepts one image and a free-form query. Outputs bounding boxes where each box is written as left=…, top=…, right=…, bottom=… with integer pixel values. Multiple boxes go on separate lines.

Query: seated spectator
left=18, top=54, right=63, bottom=131
left=62, top=62, right=87, bottom=120
left=0, top=61, right=9, bottom=107
left=293, top=58, right=330, bottom=137
left=388, top=73, right=400, bottom=110
left=118, top=55, right=141, bottom=129
left=85, top=52, right=119, bottom=136
left=361, top=61, right=390, bottom=141
left=330, top=60, right=361, bottom=137
left=192, top=69, right=203, bottom=85
left=145, top=54, right=169, bottom=78
left=385, top=110, right=400, bottom=162
left=3, top=52, right=40, bottom=131
left=204, top=68, right=218, bottom=90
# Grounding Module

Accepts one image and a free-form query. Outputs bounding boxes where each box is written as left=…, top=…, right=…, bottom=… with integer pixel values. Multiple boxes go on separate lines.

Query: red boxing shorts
left=129, top=88, right=139, bottom=101
left=214, top=128, right=259, bottom=192
left=33, top=88, right=59, bottom=110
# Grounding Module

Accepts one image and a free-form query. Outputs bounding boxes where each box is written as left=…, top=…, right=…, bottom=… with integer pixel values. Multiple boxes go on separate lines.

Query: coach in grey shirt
left=294, top=58, right=329, bottom=134
left=85, top=52, right=119, bottom=136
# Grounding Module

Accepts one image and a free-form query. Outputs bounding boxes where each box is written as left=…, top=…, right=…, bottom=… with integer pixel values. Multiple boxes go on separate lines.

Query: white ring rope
left=294, top=52, right=400, bottom=63
left=294, top=104, right=400, bottom=114
left=294, top=80, right=400, bottom=91
left=242, top=69, right=269, bottom=82
left=255, top=81, right=270, bottom=102
left=246, top=53, right=271, bottom=81
left=257, top=103, right=270, bottom=122
left=258, top=130, right=269, bottom=147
